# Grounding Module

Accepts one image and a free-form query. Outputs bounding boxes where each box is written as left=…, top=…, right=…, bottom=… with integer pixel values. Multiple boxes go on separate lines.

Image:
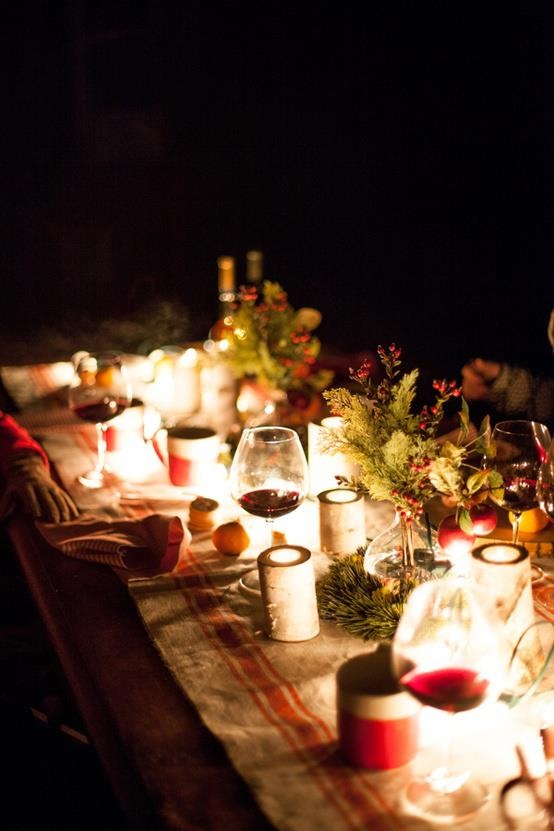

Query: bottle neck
left=209, top=256, right=236, bottom=344
left=217, top=255, right=235, bottom=294
left=246, top=250, right=263, bottom=284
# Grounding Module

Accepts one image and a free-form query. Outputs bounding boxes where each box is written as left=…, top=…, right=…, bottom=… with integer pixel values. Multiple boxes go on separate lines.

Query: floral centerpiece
left=321, top=344, right=497, bottom=575
left=223, top=280, right=334, bottom=426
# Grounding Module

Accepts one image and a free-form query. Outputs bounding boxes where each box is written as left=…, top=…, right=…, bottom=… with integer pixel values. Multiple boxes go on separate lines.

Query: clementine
left=212, top=521, right=250, bottom=556
left=95, top=367, right=117, bottom=388
left=508, top=507, right=549, bottom=534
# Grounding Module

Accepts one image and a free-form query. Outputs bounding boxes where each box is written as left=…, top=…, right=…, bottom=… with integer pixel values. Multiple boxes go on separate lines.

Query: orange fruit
left=95, top=367, right=117, bottom=388
left=211, top=521, right=250, bottom=556
left=508, top=507, right=549, bottom=534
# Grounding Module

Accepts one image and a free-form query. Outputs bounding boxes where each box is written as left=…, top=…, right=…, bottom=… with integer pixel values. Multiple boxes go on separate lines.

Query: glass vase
left=235, top=378, right=322, bottom=451
left=236, top=378, right=287, bottom=429
left=363, top=511, right=443, bottom=588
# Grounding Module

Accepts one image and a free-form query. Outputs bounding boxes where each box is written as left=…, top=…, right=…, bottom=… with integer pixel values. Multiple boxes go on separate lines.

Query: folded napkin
left=36, top=513, right=191, bottom=572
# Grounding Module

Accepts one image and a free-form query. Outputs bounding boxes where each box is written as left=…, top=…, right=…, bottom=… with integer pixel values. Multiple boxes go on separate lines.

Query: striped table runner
left=31, top=425, right=554, bottom=831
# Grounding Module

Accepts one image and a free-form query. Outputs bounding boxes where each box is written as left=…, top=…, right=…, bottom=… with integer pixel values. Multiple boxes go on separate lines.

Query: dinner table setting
left=2, top=284, right=554, bottom=831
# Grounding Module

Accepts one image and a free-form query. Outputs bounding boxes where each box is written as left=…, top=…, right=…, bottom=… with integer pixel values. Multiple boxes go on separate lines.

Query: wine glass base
left=77, top=468, right=122, bottom=490
left=402, top=775, right=490, bottom=825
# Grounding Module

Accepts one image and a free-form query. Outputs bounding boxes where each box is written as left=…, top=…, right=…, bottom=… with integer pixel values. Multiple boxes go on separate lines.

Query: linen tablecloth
left=23, top=418, right=554, bottom=831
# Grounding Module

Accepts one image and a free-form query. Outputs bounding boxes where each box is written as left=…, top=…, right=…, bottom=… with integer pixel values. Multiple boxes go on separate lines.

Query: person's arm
left=462, top=359, right=554, bottom=424
left=0, top=411, right=78, bottom=523
left=0, top=411, right=49, bottom=471
left=488, top=364, right=554, bottom=424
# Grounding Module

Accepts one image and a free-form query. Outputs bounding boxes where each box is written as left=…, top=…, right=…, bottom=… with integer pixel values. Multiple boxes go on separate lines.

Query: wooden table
left=7, top=512, right=274, bottom=831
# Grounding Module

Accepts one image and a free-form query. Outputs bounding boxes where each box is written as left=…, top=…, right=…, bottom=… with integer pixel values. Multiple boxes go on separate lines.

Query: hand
left=1, top=453, right=79, bottom=523
left=461, top=357, right=502, bottom=401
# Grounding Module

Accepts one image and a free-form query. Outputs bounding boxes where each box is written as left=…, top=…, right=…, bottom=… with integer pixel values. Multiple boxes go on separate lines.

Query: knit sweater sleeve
left=488, top=364, right=554, bottom=424
left=0, top=411, right=49, bottom=474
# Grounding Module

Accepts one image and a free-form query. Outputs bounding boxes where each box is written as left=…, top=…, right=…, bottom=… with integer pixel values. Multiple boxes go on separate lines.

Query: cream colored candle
left=257, top=545, right=319, bottom=642
left=318, top=488, right=366, bottom=555
left=471, top=543, right=543, bottom=690
left=308, top=417, right=358, bottom=497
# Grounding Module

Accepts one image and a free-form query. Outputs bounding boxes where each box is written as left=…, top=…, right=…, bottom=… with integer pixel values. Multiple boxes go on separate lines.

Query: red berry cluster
left=228, top=280, right=330, bottom=394
left=419, top=379, right=462, bottom=432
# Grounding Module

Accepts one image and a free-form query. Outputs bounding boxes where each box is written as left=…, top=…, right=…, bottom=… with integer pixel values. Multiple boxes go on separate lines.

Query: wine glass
left=537, top=436, right=554, bottom=521
left=484, top=420, right=551, bottom=543
left=391, top=577, right=510, bottom=824
left=69, top=352, right=132, bottom=489
left=229, top=426, right=309, bottom=548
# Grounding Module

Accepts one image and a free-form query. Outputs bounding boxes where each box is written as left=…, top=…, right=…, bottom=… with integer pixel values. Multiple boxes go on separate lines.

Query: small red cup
left=336, top=643, right=420, bottom=770
left=153, top=425, right=221, bottom=488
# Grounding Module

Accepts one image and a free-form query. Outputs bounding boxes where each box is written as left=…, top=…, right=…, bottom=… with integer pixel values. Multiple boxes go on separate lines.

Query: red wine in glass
left=485, top=420, right=551, bottom=543
left=229, top=426, right=309, bottom=548
left=69, top=353, right=132, bottom=489
left=494, top=476, right=538, bottom=512
left=238, top=488, right=303, bottom=519
left=400, top=666, right=490, bottom=713
left=72, top=399, right=129, bottom=424
left=392, top=577, right=510, bottom=824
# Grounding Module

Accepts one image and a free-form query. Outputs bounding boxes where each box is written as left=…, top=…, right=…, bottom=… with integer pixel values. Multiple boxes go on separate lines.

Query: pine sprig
left=316, top=549, right=417, bottom=641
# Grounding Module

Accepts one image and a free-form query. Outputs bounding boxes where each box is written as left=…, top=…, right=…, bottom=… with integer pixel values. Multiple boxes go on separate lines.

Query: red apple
left=437, top=514, right=476, bottom=557
left=468, top=503, right=498, bottom=536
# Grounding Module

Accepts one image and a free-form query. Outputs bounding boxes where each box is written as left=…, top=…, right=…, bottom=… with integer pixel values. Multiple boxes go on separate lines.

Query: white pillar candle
left=318, top=488, right=366, bottom=555
left=146, top=347, right=201, bottom=419
left=472, top=543, right=543, bottom=691
left=173, top=348, right=201, bottom=416
left=307, top=417, right=359, bottom=497
left=257, top=545, right=319, bottom=642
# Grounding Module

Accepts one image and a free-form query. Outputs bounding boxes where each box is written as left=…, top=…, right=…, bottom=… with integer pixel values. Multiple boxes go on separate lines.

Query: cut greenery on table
left=316, top=549, right=420, bottom=641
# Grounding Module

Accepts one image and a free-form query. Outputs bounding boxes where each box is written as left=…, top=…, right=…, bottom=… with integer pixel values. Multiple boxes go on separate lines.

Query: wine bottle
left=245, top=249, right=263, bottom=284
left=209, top=255, right=236, bottom=344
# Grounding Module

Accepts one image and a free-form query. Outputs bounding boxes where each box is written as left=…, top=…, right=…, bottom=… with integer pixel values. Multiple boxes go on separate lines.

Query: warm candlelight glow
left=267, top=547, right=303, bottom=565
left=479, top=544, right=522, bottom=564
left=320, top=416, right=343, bottom=430
left=319, top=488, right=358, bottom=504
left=178, top=347, right=199, bottom=368
left=145, top=346, right=201, bottom=417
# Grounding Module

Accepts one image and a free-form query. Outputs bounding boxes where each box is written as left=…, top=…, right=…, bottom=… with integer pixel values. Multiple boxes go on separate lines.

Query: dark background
left=5, top=2, right=554, bottom=380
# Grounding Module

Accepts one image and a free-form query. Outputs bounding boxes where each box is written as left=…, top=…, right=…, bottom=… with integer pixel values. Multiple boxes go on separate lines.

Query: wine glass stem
left=511, top=511, right=522, bottom=544
left=265, top=518, right=274, bottom=549
left=430, top=711, right=467, bottom=794
left=95, top=422, right=107, bottom=475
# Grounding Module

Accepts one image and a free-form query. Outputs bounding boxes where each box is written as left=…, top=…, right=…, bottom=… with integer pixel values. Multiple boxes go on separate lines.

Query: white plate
left=239, top=569, right=261, bottom=597
left=531, top=564, right=545, bottom=584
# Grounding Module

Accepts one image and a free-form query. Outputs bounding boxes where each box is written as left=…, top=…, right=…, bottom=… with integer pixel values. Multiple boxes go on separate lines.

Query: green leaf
left=465, top=469, right=490, bottom=495
left=459, top=398, right=470, bottom=438
left=487, top=470, right=504, bottom=488
left=459, top=508, right=474, bottom=535
left=486, top=469, right=504, bottom=502
left=475, top=415, right=493, bottom=456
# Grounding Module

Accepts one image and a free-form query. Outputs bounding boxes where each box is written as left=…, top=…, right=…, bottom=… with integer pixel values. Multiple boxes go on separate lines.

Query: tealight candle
left=472, top=542, right=542, bottom=690
left=475, top=543, right=523, bottom=564
left=318, top=488, right=366, bottom=555
left=257, top=545, right=319, bottom=642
